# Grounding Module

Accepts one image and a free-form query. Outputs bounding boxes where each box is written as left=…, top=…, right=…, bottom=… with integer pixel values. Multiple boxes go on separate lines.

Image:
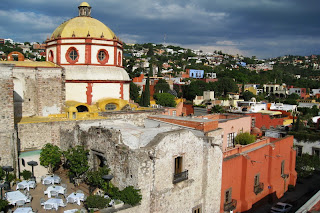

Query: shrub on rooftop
left=235, top=132, right=256, bottom=145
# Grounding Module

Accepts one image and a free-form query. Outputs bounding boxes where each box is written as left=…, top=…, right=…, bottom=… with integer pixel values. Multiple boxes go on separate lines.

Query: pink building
left=198, top=114, right=251, bottom=151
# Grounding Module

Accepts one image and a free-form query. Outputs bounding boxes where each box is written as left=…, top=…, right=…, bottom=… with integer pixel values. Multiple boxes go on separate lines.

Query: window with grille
left=227, top=133, right=235, bottom=147
left=69, top=49, right=78, bottom=61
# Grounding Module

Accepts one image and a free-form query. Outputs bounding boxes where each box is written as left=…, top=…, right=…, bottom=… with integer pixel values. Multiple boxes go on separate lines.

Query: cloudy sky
left=1, top=0, right=320, bottom=58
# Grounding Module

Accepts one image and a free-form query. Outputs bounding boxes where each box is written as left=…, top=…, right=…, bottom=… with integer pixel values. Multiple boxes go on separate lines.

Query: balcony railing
left=173, top=170, right=188, bottom=184
left=224, top=199, right=237, bottom=211
left=254, top=182, right=264, bottom=195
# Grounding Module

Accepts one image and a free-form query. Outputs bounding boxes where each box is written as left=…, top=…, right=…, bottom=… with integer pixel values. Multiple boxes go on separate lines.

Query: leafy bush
left=288, top=131, right=320, bottom=142
left=235, top=132, right=256, bottom=145
left=119, top=186, right=142, bottom=206
left=86, top=166, right=110, bottom=189
left=0, top=199, right=8, bottom=211
left=108, top=186, right=121, bottom=200
left=85, top=195, right=110, bottom=209
left=21, top=170, right=32, bottom=180
left=296, top=153, right=320, bottom=178
left=0, top=167, right=5, bottom=180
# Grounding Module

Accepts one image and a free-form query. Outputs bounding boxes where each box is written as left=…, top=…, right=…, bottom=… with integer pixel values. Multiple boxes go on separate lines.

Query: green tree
left=21, top=170, right=32, bottom=180
left=184, top=80, right=208, bottom=101
left=296, top=153, right=320, bottom=178
left=235, top=132, right=256, bottom=145
left=154, top=93, right=176, bottom=107
left=40, top=143, right=61, bottom=174
left=140, top=76, right=150, bottom=107
left=211, top=105, right=225, bottom=113
left=154, top=79, right=170, bottom=93
left=130, top=82, right=140, bottom=103
left=86, top=166, right=110, bottom=189
left=242, top=91, right=255, bottom=101
left=216, top=77, right=238, bottom=96
left=64, top=145, right=89, bottom=179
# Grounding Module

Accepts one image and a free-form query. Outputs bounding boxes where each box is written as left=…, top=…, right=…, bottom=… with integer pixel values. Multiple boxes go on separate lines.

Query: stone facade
left=17, top=113, right=224, bottom=212
left=12, top=66, right=65, bottom=117
left=0, top=64, right=17, bottom=167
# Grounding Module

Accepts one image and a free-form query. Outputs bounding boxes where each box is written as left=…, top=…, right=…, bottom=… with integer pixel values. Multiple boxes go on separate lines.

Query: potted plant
left=85, top=195, right=110, bottom=212
left=114, top=199, right=124, bottom=209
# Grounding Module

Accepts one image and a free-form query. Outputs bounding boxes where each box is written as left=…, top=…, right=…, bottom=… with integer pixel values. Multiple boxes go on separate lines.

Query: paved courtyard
left=4, top=169, right=89, bottom=213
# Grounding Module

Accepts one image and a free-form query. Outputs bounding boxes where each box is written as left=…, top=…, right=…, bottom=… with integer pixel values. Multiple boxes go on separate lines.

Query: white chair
left=44, top=203, right=53, bottom=210
left=17, top=184, right=25, bottom=190
left=76, top=190, right=83, bottom=194
left=43, top=179, right=52, bottom=185
left=16, top=200, right=25, bottom=207
left=40, top=198, right=46, bottom=206
left=50, top=190, right=58, bottom=198
left=30, top=182, right=36, bottom=189
left=60, top=201, right=67, bottom=207
left=67, top=196, right=75, bottom=204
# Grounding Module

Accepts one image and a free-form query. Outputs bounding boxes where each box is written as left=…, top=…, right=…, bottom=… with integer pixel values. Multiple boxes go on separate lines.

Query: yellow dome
left=79, top=2, right=90, bottom=7
left=51, top=17, right=117, bottom=40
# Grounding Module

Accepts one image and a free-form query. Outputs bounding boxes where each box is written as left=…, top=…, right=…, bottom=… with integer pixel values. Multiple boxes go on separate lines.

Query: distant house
left=288, top=87, right=307, bottom=99
left=263, top=84, right=287, bottom=98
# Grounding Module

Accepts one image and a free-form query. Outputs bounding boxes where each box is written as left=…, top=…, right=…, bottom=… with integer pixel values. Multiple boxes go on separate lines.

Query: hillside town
left=0, top=2, right=320, bottom=213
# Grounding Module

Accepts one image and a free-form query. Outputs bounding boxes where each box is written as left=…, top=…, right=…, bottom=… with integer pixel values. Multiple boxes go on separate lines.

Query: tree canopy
left=40, top=143, right=61, bottom=174
left=130, top=82, right=140, bottom=103
left=64, top=145, right=89, bottom=179
left=154, top=93, right=176, bottom=107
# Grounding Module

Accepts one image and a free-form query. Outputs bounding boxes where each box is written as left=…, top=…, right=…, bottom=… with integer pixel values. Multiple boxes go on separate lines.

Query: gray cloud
left=1, top=0, right=320, bottom=58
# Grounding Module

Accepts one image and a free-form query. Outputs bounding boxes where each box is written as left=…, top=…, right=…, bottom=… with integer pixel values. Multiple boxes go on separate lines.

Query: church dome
left=50, top=2, right=117, bottom=40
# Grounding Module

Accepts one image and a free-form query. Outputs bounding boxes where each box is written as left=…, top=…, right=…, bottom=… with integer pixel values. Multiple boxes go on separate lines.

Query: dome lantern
left=78, top=2, right=91, bottom=17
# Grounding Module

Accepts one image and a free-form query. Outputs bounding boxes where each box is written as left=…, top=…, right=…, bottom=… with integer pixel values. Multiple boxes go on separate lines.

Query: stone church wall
left=0, top=64, right=17, bottom=167
left=13, top=66, right=64, bottom=118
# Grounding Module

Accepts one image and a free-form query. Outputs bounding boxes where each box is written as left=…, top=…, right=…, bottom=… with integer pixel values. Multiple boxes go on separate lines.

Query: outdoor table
left=16, top=180, right=36, bottom=191
left=67, top=192, right=85, bottom=205
left=64, top=209, right=80, bottom=213
left=43, top=198, right=64, bottom=211
left=44, top=185, right=66, bottom=198
left=5, top=191, right=30, bottom=205
left=42, top=175, right=61, bottom=185
left=14, top=207, right=33, bottom=213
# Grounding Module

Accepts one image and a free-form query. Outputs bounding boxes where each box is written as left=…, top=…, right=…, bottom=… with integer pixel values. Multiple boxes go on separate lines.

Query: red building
left=247, top=112, right=284, bottom=129
left=221, top=136, right=297, bottom=212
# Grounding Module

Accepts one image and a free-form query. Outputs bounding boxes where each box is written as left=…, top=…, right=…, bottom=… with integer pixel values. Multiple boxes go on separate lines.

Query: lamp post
left=27, top=160, right=38, bottom=182
left=102, top=174, right=113, bottom=194
left=0, top=183, right=6, bottom=199
left=2, top=166, right=14, bottom=190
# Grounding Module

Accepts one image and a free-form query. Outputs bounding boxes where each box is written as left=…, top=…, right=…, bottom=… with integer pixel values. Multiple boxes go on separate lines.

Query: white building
left=46, top=2, right=130, bottom=105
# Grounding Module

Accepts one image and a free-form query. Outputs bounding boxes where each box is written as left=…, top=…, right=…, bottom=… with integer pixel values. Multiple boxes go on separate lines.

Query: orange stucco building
left=221, top=136, right=297, bottom=212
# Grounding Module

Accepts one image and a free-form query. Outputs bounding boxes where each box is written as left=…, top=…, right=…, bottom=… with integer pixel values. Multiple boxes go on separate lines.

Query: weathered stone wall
left=100, top=110, right=164, bottom=127
left=0, top=64, right=17, bottom=167
left=119, top=129, right=223, bottom=213
left=13, top=66, right=64, bottom=118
